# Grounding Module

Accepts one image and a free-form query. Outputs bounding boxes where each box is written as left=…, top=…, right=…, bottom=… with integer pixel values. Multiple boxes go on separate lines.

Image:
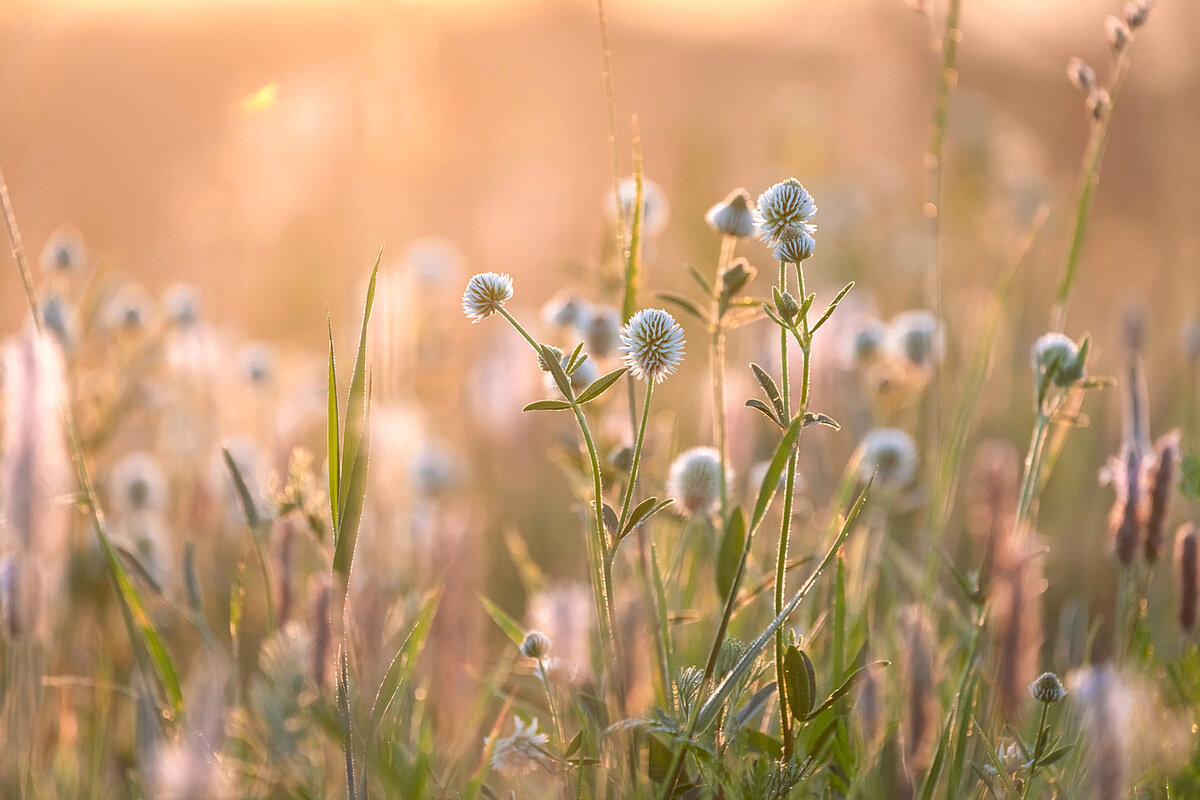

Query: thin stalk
left=618, top=381, right=654, bottom=528
left=1020, top=700, right=1052, bottom=800
left=596, top=0, right=624, bottom=253
left=497, top=308, right=618, bottom=670
left=711, top=234, right=736, bottom=518
left=1052, top=54, right=1132, bottom=331
left=536, top=657, right=566, bottom=750
left=774, top=258, right=795, bottom=753
left=1015, top=413, right=1052, bottom=531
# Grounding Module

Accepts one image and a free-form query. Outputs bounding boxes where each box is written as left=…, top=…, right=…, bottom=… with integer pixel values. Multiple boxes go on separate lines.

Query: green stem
left=1021, top=700, right=1051, bottom=800
left=1052, top=54, right=1131, bottom=331
left=618, top=381, right=654, bottom=529
left=497, top=308, right=618, bottom=673
left=536, top=657, right=566, bottom=751
left=712, top=235, right=736, bottom=519
left=1014, top=413, right=1051, bottom=532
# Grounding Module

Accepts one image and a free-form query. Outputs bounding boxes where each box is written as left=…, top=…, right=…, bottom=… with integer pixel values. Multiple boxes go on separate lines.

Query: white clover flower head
left=1087, top=88, right=1111, bottom=120
left=1067, top=57, right=1096, bottom=92
left=487, top=717, right=550, bottom=776
left=846, top=314, right=888, bottom=367
left=772, top=226, right=816, bottom=264
left=667, top=447, right=726, bottom=517
left=537, top=345, right=565, bottom=373
left=1123, top=0, right=1154, bottom=28
left=541, top=291, right=588, bottom=329
left=579, top=305, right=622, bottom=359
left=110, top=451, right=168, bottom=514
left=889, top=309, right=944, bottom=368
left=39, top=225, right=88, bottom=275
left=754, top=178, right=818, bottom=252
left=461, top=272, right=514, bottom=322
left=857, top=428, right=918, bottom=488
left=620, top=308, right=686, bottom=384
left=163, top=284, right=202, bottom=328
left=1029, top=671, right=1067, bottom=704
left=520, top=630, right=552, bottom=659
left=1032, top=332, right=1084, bottom=386
left=705, top=188, right=757, bottom=238
left=607, top=177, right=670, bottom=238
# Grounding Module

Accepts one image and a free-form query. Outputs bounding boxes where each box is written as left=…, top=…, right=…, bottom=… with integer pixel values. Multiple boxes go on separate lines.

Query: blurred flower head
left=109, top=451, right=168, bottom=514
left=607, top=176, right=670, bottom=238
left=705, top=188, right=756, bottom=238
left=488, top=716, right=550, bottom=776
left=889, top=309, right=944, bottom=369
left=856, top=428, right=918, bottom=488
left=163, top=284, right=202, bottom=329
left=666, top=446, right=725, bottom=517
left=1032, top=332, right=1085, bottom=386
left=39, top=225, right=88, bottom=276
left=579, top=305, right=622, bottom=359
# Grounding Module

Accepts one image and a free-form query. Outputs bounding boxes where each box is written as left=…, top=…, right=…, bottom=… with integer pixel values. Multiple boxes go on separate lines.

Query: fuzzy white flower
left=607, top=177, right=670, bottom=238
left=541, top=291, right=588, bottom=329
left=39, top=225, right=88, bottom=275
left=163, top=284, right=202, bottom=328
left=772, top=226, right=816, bottom=264
left=579, top=305, right=622, bottom=359
left=520, top=630, right=552, bottom=659
left=109, top=451, right=168, bottom=514
left=889, top=310, right=944, bottom=368
left=488, top=717, right=550, bottom=776
left=104, top=284, right=154, bottom=333
left=705, top=188, right=756, bottom=238
left=667, top=447, right=726, bottom=516
left=857, top=428, right=918, bottom=487
left=461, top=272, right=514, bottom=322
left=754, top=179, right=818, bottom=256
left=1029, top=671, right=1067, bottom=704
left=619, top=308, right=685, bottom=384
left=844, top=314, right=888, bottom=367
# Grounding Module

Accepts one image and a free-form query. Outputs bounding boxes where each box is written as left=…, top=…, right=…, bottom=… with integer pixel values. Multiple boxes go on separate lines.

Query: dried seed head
left=1108, top=448, right=1149, bottom=566
left=666, top=446, right=725, bottom=517
left=705, top=188, right=757, bottom=238
left=1032, top=332, right=1085, bottom=386
left=1144, top=431, right=1180, bottom=564
left=1029, top=672, right=1067, bottom=703
left=1178, top=525, right=1198, bottom=633
left=1105, top=16, right=1131, bottom=54
left=1067, top=57, right=1097, bottom=92
left=487, top=717, right=551, bottom=776
left=1123, top=0, right=1154, bottom=29
left=520, top=630, right=552, bottom=659
left=619, top=308, right=686, bottom=384
left=461, top=272, right=513, bottom=322
left=579, top=305, right=622, bottom=359
left=856, top=428, right=918, bottom=488
left=775, top=290, right=800, bottom=321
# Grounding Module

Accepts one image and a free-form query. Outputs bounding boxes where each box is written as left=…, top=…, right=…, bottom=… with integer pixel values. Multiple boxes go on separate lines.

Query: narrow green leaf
left=685, top=263, right=713, bottom=294
left=751, top=415, right=804, bottom=531
left=368, top=590, right=440, bottom=739
left=745, top=399, right=783, bottom=428
left=657, top=291, right=709, bottom=324
left=805, top=661, right=888, bottom=720
left=564, top=731, right=583, bottom=758
left=332, top=391, right=371, bottom=580
left=750, top=363, right=785, bottom=420
left=810, top=281, right=854, bottom=333
left=327, top=318, right=341, bottom=533
left=479, top=595, right=525, bottom=647
left=1039, top=744, right=1073, bottom=767
left=576, top=367, right=628, bottom=404
left=563, top=341, right=585, bottom=374
left=620, top=495, right=672, bottom=538
left=974, top=718, right=1023, bottom=798
left=522, top=399, right=573, bottom=412
left=540, top=343, right=576, bottom=401
left=802, top=411, right=841, bottom=430
left=716, top=508, right=746, bottom=600
left=337, top=250, right=382, bottom=516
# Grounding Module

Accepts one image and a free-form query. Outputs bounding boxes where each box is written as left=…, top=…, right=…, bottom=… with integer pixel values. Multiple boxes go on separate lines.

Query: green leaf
left=745, top=729, right=783, bottom=759
left=745, top=399, right=783, bottom=428
left=1181, top=453, right=1200, bottom=503
left=563, top=341, right=585, bottom=374
left=784, top=646, right=815, bottom=719
left=805, top=661, right=887, bottom=720
left=564, top=731, right=583, bottom=758
left=368, top=590, right=440, bottom=740
left=750, top=415, right=804, bottom=531
left=657, top=291, right=709, bottom=324
left=539, top=343, right=576, bottom=402
left=620, top=496, right=672, bottom=538
left=337, top=250, right=381, bottom=521
left=575, top=367, right=628, bottom=404
left=332, top=391, right=371, bottom=580
left=685, top=263, right=712, bottom=294
left=750, top=363, right=786, bottom=420
left=802, top=411, right=841, bottom=430
left=479, top=595, right=525, bottom=647
left=522, top=399, right=573, bottom=412
left=716, top=508, right=746, bottom=600
left=1039, top=744, right=1073, bottom=767
left=810, top=281, right=854, bottom=333
left=327, top=318, right=341, bottom=532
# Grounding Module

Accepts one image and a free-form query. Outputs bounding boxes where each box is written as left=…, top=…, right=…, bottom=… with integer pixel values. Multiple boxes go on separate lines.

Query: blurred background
left=0, top=0, right=1198, bottom=742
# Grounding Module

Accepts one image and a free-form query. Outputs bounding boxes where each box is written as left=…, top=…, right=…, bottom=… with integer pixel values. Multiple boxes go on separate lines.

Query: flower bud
left=520, top=630, right=552, bottom=659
